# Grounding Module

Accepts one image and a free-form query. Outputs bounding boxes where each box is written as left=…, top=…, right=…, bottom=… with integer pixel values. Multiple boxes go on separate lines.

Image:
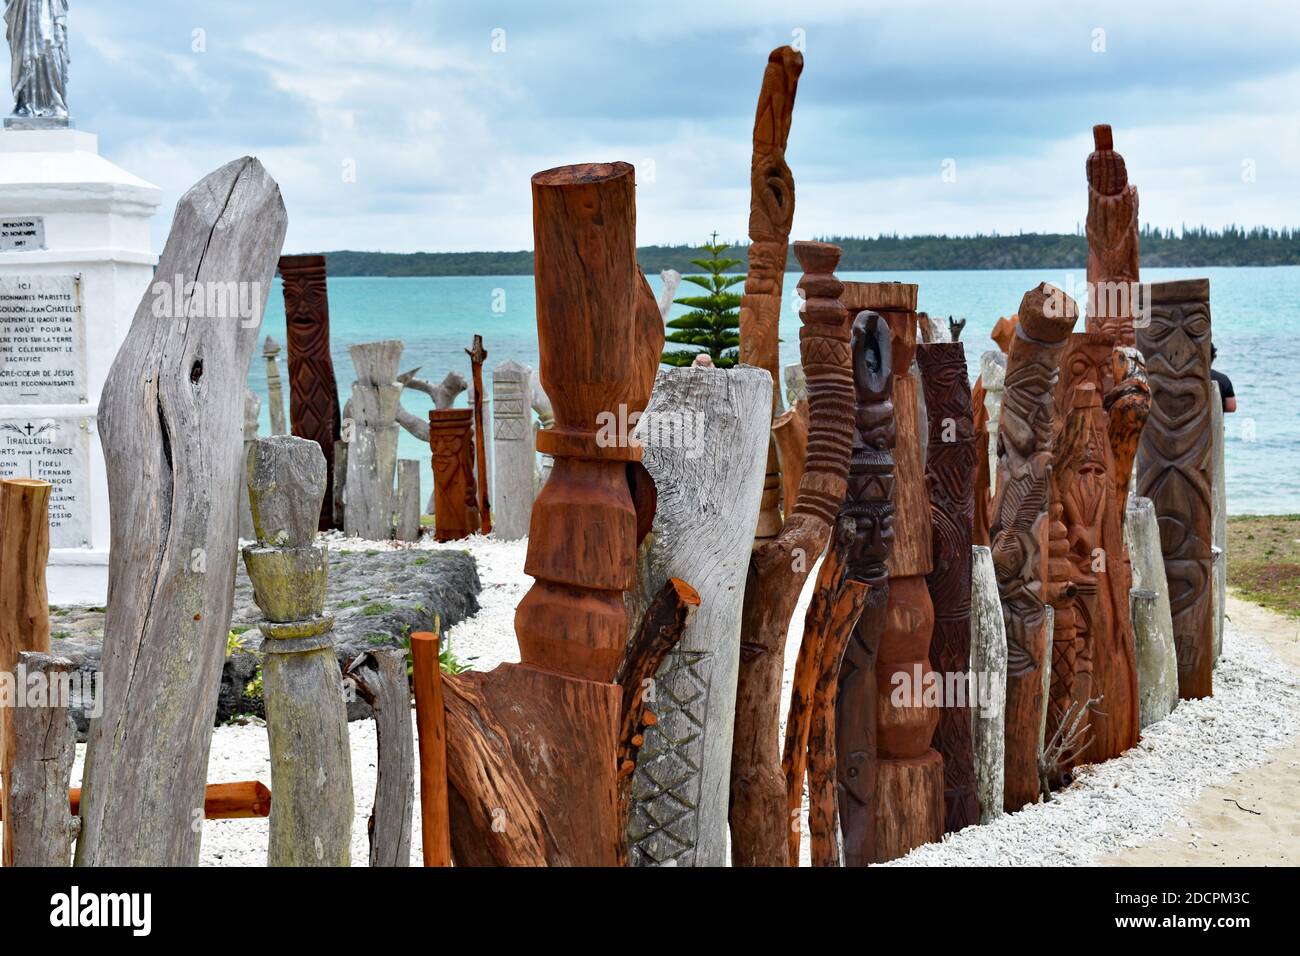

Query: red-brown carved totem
left=918, top=341, right=979, bottom=833
left=1085, top=125, right=1140, bottom=347
left=429, top=409, right=479, bottom=542
left=280, top=254, right=342, bottom=531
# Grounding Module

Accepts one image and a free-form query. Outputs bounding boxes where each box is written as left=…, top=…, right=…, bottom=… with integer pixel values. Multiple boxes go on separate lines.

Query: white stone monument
left=0, top=19, right=161, bottom=602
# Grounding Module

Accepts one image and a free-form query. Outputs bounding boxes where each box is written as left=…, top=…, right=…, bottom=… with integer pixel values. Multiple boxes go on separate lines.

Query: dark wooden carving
left=833, top=311, right=895, bottom=867
left=1104, top=345, right=1151, bottom=516
left=990, top=284, right=1077, bottom=811
left=739, top=45, right=803, bottom=544
left=280, top=254, right=341, bottom=531
left=918, top=341, right=979, bottom=833
left=429, top=409, right=478, bottom=542
left=730, top=241, right=854, bottom=867
left=1136, top=279, right=1214, bottom=699
left=1085, top=124, right=1140, bottom=346
left=466, top=335, right=492, bottom=535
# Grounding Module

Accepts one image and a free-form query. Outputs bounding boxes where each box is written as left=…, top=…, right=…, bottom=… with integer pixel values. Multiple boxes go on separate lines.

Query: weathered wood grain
left=970, top=545, right=1007, bottom=822
left=491, top=359, right=536, bottom=541
left=345, top=648, right=415, bottom=867
left=410, top=632, right=451, bottom=867
left=263, top=335, right=287, bottom=435
left=627, top=365, right=770, bottom=867
left=344, top=340, right=403, bottom=540
left=77, top=157, right=287, bottom=867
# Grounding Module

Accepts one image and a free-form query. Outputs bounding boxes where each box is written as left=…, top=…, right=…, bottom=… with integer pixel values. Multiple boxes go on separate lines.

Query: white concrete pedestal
left=0, top=129, right=159, bottom=604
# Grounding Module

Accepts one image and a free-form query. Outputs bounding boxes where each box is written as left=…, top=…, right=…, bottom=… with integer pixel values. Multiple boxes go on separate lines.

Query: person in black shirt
left=1210, top=343, right=1236, bottom=413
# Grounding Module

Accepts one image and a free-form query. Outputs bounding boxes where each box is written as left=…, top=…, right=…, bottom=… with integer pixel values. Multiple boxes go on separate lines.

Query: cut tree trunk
left=77, top=157, right=286, bottom=867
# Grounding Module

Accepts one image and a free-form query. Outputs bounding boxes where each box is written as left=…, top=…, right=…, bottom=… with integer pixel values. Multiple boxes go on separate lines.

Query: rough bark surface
left=78, top=158, right=286, bottom=867
left=344, top=340, right=403, bottom=540
left=345, top=647, right=415, bottom=867
left=970, top=545, right=1007, bottom=822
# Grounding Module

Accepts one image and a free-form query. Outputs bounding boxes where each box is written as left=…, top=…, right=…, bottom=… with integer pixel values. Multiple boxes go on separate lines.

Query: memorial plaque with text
left=0, top=274, right=86, bottom=403
left=0, top=416, right=91, bottom=548
left=0, top=217, right=46, bottom=252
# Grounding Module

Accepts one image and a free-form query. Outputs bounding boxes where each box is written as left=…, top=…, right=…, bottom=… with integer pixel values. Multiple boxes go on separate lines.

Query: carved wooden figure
left=280, top=253, right=341, bottom=531
left=78, top=159, right=286, bottom=866
left=243, top=436, right=353, bottom=866
left=263, top=335, right=287, bottom=435
left=1086, top=124, right=1140, bottom=346
left=973, top=350, right=1006, bottom=547
left=492, top=359, right=536, bottom=541
left=441, top=163, right=676, bottom=866
left=465, top=335, right=492, bottom=535
left=1136, top=279, right=1214, bottom=699
left=429, top=409, right=478, bottom=541
left=989, top=283, right=1077, bottom=812
left=628, top=365, right=770, bottom=867
left=739, top=45, right=803, bottom=544
left=918, top=341, right=979, bottom=833
left=1104, top=345, right=1151, bottom=516
left=239, top=390, right=261, bottom=540
left=730, top=241, right=854, bottom=867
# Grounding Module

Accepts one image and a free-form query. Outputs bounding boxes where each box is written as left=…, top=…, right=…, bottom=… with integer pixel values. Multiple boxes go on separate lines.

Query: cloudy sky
left=62, top=0, right=1300, bottom=253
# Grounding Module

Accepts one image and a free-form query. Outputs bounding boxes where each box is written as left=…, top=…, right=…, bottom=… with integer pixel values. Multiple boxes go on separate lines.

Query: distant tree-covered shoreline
left=318, top=226, right=1300, bottom=277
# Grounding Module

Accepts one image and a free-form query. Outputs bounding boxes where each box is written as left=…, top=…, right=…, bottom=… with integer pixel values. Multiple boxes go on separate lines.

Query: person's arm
left=1224, top=395, right=1237, bottom=413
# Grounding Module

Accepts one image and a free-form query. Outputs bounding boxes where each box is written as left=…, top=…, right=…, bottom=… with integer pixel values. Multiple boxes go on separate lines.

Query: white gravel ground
left=44, top=534, right=1300, bottom=866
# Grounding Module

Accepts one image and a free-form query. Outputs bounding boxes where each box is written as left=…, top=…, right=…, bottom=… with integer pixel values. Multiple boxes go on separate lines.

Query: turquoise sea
left=247, top=266, right=1300, bottom=515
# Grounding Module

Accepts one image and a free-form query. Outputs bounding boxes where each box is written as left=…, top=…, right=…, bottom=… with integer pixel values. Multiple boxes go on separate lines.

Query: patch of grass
left=52, top=630, right=71, bottom=640
left=336, top=598, right=360, bottom=610
left=1227, top=514, right=1300, bottom=617
left=361, top=602, right=395, bottom=616
left=412, top=556, right=429, bottom=566
left=230, top=624, right=253, bottom=636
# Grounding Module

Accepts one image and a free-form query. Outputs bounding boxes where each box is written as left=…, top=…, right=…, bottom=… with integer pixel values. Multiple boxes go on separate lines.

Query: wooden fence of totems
left=280, top=254, right=341, bottom=531
left=431, top=161, right=692, bottom=866
left=918, top=342, right=979, bottom=833
left=990, top=283, right=1077, bottom=812
left=1136, top=279, right=1214, bottom=700
left=78, top=158, right=287, bottom=866
left=739, top=45, right=802, bottom=546
left=729, top=241, right=855, bottom=867
left=840, top=281, right=941, bottom=861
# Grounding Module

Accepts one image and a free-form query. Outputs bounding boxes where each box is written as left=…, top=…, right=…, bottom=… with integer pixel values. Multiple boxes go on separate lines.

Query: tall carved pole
left=244, top=436, right=353, bottom=866
left=783, top=311, right=886, bottom=866
left=466, top=335, right=492, bottom=536
left=1104, top=345, right=1150, bottom=516
left=491, top=359, right=535, bottom=542
left=918, top=341, right=979, bottom=833
left=344, top=340, right=403, bottom=540
left=1136, top=279, right=1214, bottom=699
left=990, top=283, right=1077, bottom=812
left=78, top=158, right=286, bottom=866
left=263, top=335, right=288, bottom=435
left=973, top=350, right=1006, bottom=547
left=1085, top=124, right=1140, bottom=347
left=739, top=45, right=802, bottom=544
left=280, top=254, right=341, bottom=531
left=429, top=409, right=478, bottom=541
left=730, top=241, right=854, bottom=867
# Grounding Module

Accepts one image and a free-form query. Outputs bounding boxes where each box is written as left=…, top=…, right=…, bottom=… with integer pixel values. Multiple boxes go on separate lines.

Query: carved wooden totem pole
left=730, top=241, right=854, bottom=867
left=436, top=161, right=680, bottom=866
left=280, top=254, right=341, bottom=531
left=832, top=311, right=895, bottom=867
left=429, top=409, right=478, bottom=541
left=263, top=335, right=288, bottom=435
left=990, top=284, right=1077, bottom=812
left=1104, top=345, right=1151, bottom=515
left=1136, top=279, right=1214, bottom=699
left=973, top=350, right=1006, bottom=547
left=918, top=341, right=979, bottom=833
left=1085, top=124, right=1140, bottom=347
left=465, top=335, right=492, bottom=535
left=739, top=45, right=802, bottom=544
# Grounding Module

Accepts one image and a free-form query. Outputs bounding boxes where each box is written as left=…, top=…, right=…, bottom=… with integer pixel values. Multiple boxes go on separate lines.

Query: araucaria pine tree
left=662, top=233, right=745, bottom=367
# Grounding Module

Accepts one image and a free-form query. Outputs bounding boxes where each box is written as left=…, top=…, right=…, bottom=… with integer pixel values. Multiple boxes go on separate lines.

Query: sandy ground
left=1103, top=594, right=1300, bottom=866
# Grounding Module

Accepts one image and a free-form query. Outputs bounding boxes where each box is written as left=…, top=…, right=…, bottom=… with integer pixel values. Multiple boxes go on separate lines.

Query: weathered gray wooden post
left=1211, top=381, right=1227, bottom=662
left=264, top=335, right=288, bottom=435
left=970, top=544, right=1006, bottom=822
left=344, top=648, right=414, bottom=867
left=980, top=350, right=1006, bottom=494
left=344, top=340, right=404, bottom=540
left=657, top=268, right=682, bottom=320
left=243, top=435, right=354, bottom=866
left=1131, top=588, right=1176, bottom=727
left=77, top=157, right=286, bottom=867
left=239, top=389, right=261, bottom=540
left=491, top=359, right=535, bottom=540
left=395, top=459, right=422, bottom=542
left=3, top=652, right=78, bottom=866
left=628, top=365, right=771, bottom=866
left=530, top=369, right=555, bottom=491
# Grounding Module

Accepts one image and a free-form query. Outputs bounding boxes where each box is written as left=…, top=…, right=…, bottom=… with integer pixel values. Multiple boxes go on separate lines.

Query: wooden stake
left=466, top=335, right=492, bottom=535
left=410, top=631, right=451, bottom=867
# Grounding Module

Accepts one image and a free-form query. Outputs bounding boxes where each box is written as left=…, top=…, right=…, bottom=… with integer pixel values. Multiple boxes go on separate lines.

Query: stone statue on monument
left=5, top=0, right=69, bottom=128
